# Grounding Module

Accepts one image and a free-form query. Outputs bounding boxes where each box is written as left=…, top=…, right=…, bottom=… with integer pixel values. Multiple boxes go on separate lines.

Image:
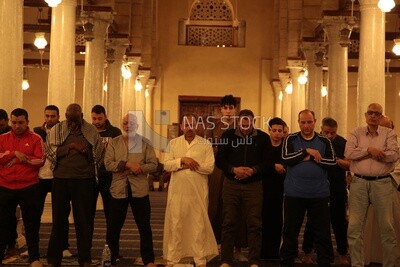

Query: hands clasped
left=181, top=157, right=200, bottom=171
left=233, top=166, right=254, bottom=180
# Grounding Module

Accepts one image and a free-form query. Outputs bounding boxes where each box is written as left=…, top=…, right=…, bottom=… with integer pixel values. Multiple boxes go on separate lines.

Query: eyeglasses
left=366, top=110, right=382, bottom=116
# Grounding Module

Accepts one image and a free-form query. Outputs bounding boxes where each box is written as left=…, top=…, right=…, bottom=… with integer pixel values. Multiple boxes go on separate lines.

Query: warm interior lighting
left=103, top=83, right=108, bottom=92
left=145, top=89, right=149, bottom=98
left=45, top=0, right=62, bottom=7
left=278, top=91, right=283, bottom=101
left=121, top=64, right=132, bottom=79
left=321, top=86, right=328, bottom=97
left=297, top=70, right=308, bottom=85
left=285, top=83, right=293, bottom=94
left=34, top=32, right=48, bottom=49
left=135, top=79, right=143, bottom=91
left=22, top=79, right=30, bottom=90
left=378, top=0, right=395, bottom=12
left=392, top=39, right=400, bottom=55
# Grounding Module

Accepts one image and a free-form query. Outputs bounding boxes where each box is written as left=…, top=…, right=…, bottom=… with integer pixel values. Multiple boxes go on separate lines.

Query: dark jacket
left=216, top=128, right=273, bottom=183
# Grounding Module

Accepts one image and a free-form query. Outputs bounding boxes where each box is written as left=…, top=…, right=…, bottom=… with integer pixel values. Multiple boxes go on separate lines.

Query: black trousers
left=0, top=184, right=41, bottom=263
left=106, top=192, right=155, bottom=266
left=95, top=173, right=112, bottom=226
left=47, top=178, right=96, bottom=266
left=261, top=193, right=283, bottom=259
left=302, top=191, right=348, bottom=256
left=280, top=196, right=331, bottom=267
left=38, top=178, right=70, bottom=250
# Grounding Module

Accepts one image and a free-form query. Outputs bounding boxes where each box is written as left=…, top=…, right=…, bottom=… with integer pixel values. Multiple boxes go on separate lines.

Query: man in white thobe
left=163, top=114, right=218, bottom=267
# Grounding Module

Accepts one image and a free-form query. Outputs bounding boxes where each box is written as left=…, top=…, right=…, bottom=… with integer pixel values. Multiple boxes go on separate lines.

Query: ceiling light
left=45, top=0, right=62, bottom=8
left=297, top=70, right=308, bottom=85
left=321, top=86, right=328, bottom=97
left=285, top=83, right=293, bottom=94
left=22, top=79, right=30, bottom=90
left=378, top=0, right=395, bottom=12
left=392, top=39, right=400, bottom=55
left=34, top=32, right=47, bottom=49
left=121, top=64, right=132, bottom=79
left=135, top=79, right=143, bottom=91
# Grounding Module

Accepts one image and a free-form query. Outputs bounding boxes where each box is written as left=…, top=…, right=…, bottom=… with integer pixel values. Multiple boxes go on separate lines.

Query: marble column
left=272, top=80, right=283, bottom=118
left=288, top=60, right=306, bottom=133
left=302, top=42, right=325, bottom=127
left=358, top=0, right=385, bottom=126
left=144, top=77, right=155, bottom=142
left=0, top=0, right=23, bottom=110
left=135, top=70, right=150, bottom=114
left=106, top=40, right=128, bottom=126
left=82, top=12, right=112, bottom=118
left=48, top=0, right=77, bottom=115
left=279, top=71, right=292, bottom=131
left=121, top=56, right=141, bottom=115
left=323, top=16, right=350, bottom=136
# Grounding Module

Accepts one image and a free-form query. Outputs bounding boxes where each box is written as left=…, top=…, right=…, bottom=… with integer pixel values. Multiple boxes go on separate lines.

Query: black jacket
left=216, top=128, right=273, bottom=183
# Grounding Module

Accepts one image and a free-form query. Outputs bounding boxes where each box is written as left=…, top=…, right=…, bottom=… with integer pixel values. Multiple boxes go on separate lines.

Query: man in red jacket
left=0, top=108, right=45, bottom=267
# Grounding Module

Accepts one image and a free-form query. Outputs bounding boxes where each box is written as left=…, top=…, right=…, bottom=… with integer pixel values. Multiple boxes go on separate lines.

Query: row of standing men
left=0, top=98, right=398, bottom=267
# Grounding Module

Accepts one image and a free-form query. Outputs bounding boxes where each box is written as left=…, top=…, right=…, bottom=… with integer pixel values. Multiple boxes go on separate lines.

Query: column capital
left=323, top=16, right=354, bottom=46
left=301, top=42, right=327, bottom=66
left=359, top=0, right=379, bottom=9
left=272, top=79, right=282, bottom=95
left=278, top=71, right=291, bottom=89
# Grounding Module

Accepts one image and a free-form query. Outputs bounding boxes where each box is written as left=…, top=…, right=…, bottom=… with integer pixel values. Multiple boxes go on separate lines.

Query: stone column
left=302, top=42, right=325, bottom=127
left=106, top=40, right=128, bottom=126
left=272, top=80, right=283, bottom=118
left=0, top=0, right=23, bottom=110
left=358, top=0, right=386, bottom=126
left=279, top=71, right=292, bottom=131
left=48, top=0, right=77, bottom=115
left=288, top=60, right=306, bottom=132
left=135, top=70, right=150, bottom=114
left=323, top=16, right=350, bottom=136
left=121, top=56, right=141, bottom=115
left=82, top=12, right=112, bottom=118
left=144, top=77, right=155, bottom=142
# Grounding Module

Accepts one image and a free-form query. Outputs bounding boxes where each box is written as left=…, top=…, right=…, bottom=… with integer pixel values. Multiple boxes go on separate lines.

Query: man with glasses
left=345, top=103, right=399, bottom=267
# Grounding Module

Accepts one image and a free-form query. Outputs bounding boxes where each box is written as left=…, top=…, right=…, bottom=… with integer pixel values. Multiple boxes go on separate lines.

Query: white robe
left=163, top=135, right=218, bottom=265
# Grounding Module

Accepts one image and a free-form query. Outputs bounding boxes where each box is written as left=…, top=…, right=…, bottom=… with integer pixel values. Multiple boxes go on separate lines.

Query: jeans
left=348, top=176, right=397, bottom=267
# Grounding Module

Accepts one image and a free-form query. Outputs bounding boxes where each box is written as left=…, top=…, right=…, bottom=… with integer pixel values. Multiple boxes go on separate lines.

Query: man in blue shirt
left=280, top=109, right=336, bottom=267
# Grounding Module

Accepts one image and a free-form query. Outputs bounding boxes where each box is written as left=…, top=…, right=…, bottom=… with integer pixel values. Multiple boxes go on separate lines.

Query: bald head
left=66, top=103, right=83, bottom=125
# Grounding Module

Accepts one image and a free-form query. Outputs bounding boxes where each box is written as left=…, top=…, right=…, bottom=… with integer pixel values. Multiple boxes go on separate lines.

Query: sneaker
left=63, top=249, right=73, bottom=258
left=301, top=253, right=313, bottom=264
left=29, top=260, right=43, bottom=267
left=20, top=250, right=29, bottom=257
left=233, top=251, right=248, bottom=262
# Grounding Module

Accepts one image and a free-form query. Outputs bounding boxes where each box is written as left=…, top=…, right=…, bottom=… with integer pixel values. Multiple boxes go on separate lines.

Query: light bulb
left=298, top=74, right=308, bottom=85
left=378, top=0, right=395, bottom=12
left=34, top=32, right=47, bottom=49
left=121, top=64, right=132, bottom=79
left=393, top=39, right=400, bottom=55
left=285, top=83, right=293, bottom=94
left=135, top=79, right=143, bottom=91
left=45, top=0, right=62, bottom=7
left=321, top=86, right=328, bottom=97
left=22, top=79, right=30, bottom=90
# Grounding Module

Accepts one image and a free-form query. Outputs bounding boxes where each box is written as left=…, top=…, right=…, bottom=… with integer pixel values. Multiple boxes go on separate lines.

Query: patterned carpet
left=2, top=191, right=379, bottom=266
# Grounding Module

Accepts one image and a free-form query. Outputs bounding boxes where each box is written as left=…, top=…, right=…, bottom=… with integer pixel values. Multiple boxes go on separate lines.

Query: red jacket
left=0, top=129, right=45, bottom=189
